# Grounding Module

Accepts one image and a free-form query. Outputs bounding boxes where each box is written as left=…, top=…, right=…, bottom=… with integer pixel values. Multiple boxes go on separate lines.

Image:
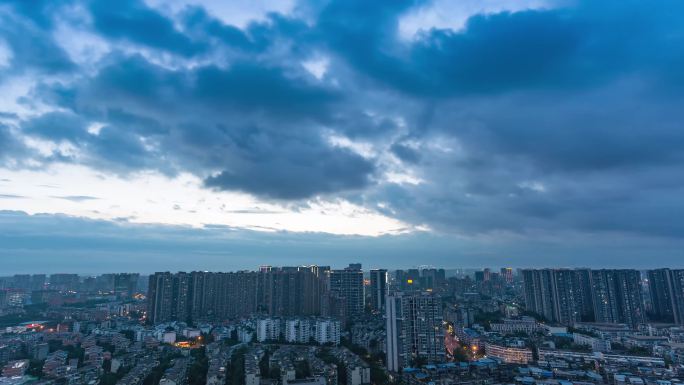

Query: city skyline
left=3, top=264, right=684, bottom=383
left=2, top=0, right=684, bottom=271
left=4, top=1, right=684, bottom=383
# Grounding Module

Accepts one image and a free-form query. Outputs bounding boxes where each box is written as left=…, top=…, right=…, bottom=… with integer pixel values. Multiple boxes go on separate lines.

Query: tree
left=121, top=330, right=135, bottom=341
left=27, top=360, right=44, bottom=378
left=259, top=351, right=270, bottom=378
left=336, top=362, right=348, bottom=385
left=227, top=347, right=247, bottom=385
left=188, top=347, right=209, bottom=385
left=269, top=364, right=281, bottom=380
left=295, top=360, right=311, bottom=379
left=411, top=356, right=427, bottom=368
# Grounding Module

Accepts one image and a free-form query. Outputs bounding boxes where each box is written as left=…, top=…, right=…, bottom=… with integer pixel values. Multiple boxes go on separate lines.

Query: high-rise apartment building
left=98, top=273, right=140, bottom=296
left=259, top=266, right=327, bottom=317
left=500, top=268, right=513, bottom=284
left=330, top=264, right=364, bottom=317
left=369, top=269, right=387, bottom=312
left=648, top=268, right=677, bottom=322
left=522, top=268, right=593, bottom=325
left=386, top=292, right=444, bottom=371
left=669, top=270, right=684, bottom=325
left=148, top=267, right=326, bottom=324
left=523, top=268, right=646, bottom=327
left=30, top=274, right=47, bottom=291
left=385, top=294, right=402, bottom=372
left=49, top=274, right=80, bottom=292
left=522, top=269, right=558, bottom=322
left=150, top=271, right=257, bottom=324
left=647, top=268, right=684, bottom=324
left=394, top=269, right=445, bottom=292
left=147, top=272, right=174, bottom=324
left=419, top=268, right=445, bottom=290
left=172, top=272, right=190, bottom=322
left=12, top=275, right=31, bottom=290
left=591, top=269, right=645, bottom=327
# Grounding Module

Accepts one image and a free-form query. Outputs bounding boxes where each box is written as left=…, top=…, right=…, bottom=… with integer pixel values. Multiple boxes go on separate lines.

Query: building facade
left=330, top=264, right=364, bottom=318
left=386, top=292, right=444, bottom=371
left=369, top=269, right=388, bottom=312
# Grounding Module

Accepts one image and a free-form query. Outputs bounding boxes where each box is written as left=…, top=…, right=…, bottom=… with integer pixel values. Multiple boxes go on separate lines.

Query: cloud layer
left=1, top=0, right=684, bottom=265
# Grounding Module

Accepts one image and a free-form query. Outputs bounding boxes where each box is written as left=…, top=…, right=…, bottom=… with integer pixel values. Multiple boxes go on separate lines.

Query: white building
left=257, top=318, right=281, bottom=342
left=573, top=333, right=611, bottom=352
left=285, top=319, right=312, bottom=344
left=385, top=295, right=401, bottom=372
left=490, top=317, right=541, bottom=334
left=237, top=327, right=254, bottom=343
left=161, top=331, right=176, bottom=344
left=346, top=365, right=371, bottom=385
left=313, top=319, right=340, bottom=345
left=386, top=293, right=444, bottom=371
left=283, top=377, right=327, bottom=385
left=484, top=343, right=533, bottom=364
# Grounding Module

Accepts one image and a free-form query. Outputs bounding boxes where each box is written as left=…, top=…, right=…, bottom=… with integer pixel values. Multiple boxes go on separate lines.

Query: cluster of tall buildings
left=0, top=273, right=139, bottom=294
left=369, top=269, right=388, bottom=311
left=385, top=292, right=444, bottom=370
left=0, top=274, right=47, bottom=291
left=475, top=268, right=514, bottom=284
left=148, top=264, right=446, bottom=369
left=0, top=273, right=141, bottom=309
left=147, top=264, right=366, bottom=324
left=647, top=268, right=684, bottom=324
left=329, top=264, right=365, bottom=317
left=394, top=268, right=446, bottom=291
left=522, top=268, right=684, bottom=326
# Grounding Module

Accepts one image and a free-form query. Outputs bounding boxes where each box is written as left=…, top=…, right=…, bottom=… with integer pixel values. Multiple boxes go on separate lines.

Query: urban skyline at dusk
left=2, top=0, right=684, bottom=272
left=3, top=1, right=684, bottom=383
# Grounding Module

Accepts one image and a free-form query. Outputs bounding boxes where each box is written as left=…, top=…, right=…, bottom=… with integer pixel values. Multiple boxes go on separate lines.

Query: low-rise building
left=1, top=360, right=28, bottom=378
left=573, top=333, right=612, bottom=352
left=484, top=343, right=533, bottom=364
left=491, top=318, right=542, bottom=335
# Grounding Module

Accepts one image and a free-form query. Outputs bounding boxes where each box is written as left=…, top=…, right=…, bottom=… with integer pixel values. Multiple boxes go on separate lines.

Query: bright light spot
left=385, top=172, right=423, bottom=186
left=87, top=122, right=105, bottom=136
left=327, top=134, right=375, bottom=159
left=144, top=0, right=296, bottom=29
left=518, top=181, right=546, bottom=193
left=398, top=0, right=555, bottom=41
left=302, top=56, right=330, bottom=80
left=0, top=164, right=412, bottom=236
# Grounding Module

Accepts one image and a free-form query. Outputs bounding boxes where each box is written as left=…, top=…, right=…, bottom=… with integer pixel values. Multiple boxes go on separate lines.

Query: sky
left=1, top=0, right=684, bottom=273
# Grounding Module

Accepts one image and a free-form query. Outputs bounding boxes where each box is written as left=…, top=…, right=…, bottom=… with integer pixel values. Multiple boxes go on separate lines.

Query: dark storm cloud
left=315, top=0, right=684, bottom=96
left=445, top=88, right=684, bottom=171
left=88, top=0, right=206, bottom=56
left=2, top=0, right=67, bottom=28
left=180, top=7, right=265, bottom=52
left=0, top=6, right=74, bottom=74
left=44, top=53, right=338, bottom=118
left=390, top=142, right=421, bottom=164
left=22, top=53, right=373, bottom=197
left=205, top=145, right=375, bottom=199
left=22, top=111, right=89, bottom=141
left=2, top=0, right=684, bottom=245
